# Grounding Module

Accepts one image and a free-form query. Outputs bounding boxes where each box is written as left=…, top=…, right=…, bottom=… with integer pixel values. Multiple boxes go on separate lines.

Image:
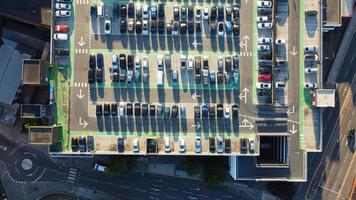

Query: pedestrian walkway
left=66, top=168, right=79, bottom=184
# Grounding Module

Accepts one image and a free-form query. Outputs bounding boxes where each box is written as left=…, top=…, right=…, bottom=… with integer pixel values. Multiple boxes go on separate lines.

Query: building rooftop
left=316, top=89, right=335, bottom=107
left=29, top=126, right=58, bottom=145
left=22, top=59, right=43, bottom=85
left=20, top=104, right=43, bottom=118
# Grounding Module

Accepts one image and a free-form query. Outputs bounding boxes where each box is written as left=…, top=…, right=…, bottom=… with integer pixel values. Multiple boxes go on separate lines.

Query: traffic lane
left=335, top=35, right=356, bottom=83
left=91, top=34, right=240, bottom=53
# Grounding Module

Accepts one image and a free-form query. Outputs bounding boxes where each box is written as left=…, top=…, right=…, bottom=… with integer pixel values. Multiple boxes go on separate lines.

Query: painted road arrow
left=192, top=40, right=202, bottom=48
left=192, top=92, right=201, bottom=100
left=290, top=46, right=298, bottom=56
left=192, top=122, right=201, bottom=130
left=239, top=119, right=254, bottom=130
left=77, top=89, right=84, bottom=99
left=79, top=117, right=88, bottom=128
left=290, top=125, right=298, bottom=134
left=239, top=88, right=250, bottom=104
left=78, top=36, right=86, bottom=47
left=287, top=106, right=295, bottom=116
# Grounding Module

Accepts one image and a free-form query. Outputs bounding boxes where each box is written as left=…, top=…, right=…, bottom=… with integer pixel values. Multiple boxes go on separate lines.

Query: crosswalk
left=239, top=51, right=253, bottom=57
left=66, top=168, right=79, bottom=184
left=74, top=82, right=88, bottom=88
left=75, top=49, right=89, bottom=54
left=75, top=0, right=89, bottom=5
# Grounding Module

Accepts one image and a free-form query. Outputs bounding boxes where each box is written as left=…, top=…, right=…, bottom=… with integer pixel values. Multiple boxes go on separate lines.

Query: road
left=295, top=21, right=356, bottom=200
left=0, top=134, right=255, bottom=199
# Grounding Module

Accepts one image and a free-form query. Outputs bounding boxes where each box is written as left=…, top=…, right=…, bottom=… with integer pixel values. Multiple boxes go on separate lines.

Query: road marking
left=337, top=153, right=356, bottom=199
left=135, top=188, right=146, bottom=192
left=168, top=187, right=178, bottom=191
left=327, top=112, right=332, bottom=121
left=239, top=118, right=254, bottom=130
left=77, top=89, right=85, bottom=99
left=119, top=185, right=131, bottom=189
left=149, top=192, right=160, bottom=196
left=239, top=35, right=250, bottom=51
left=165, top=195, right=177, bottom=199
left=239, top=88, right=249, bottom=104
left=75, top=49, right=89, bottom=54
left=319, top=185, right=339, bottom=194
left=79, top=117, right=88, bottom=128
left=287, top=106, right=295, bottom=116
left=183, top=191, right=194, bottom=195
left=78, top=36, right=86, bottom=47
left=290, top=124, right=298, bottom=134
left=290, top=45, right=298, bottom=56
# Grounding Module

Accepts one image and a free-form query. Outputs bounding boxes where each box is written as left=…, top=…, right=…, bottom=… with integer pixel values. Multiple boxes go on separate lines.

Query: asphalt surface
left=295, top=23, right=356, bottom=200
left=0, top=134, right=255, bottom=200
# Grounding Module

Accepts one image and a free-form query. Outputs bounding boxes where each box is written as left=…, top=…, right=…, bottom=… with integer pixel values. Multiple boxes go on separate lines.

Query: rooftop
left=316, top=89, right=336, bottom=107
left=29, top=126, right=58, bottom=145
left=22, top=59, right=43, bottom=85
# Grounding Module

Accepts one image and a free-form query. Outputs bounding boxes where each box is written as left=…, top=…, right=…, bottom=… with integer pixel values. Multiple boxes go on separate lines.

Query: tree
left=202, top=157, right=228, bottom=188
left=180, top=157, right=204, bottom=176
left=267, top=182, right=296, bottom=200
left=107, top=157, right=136, bottom=176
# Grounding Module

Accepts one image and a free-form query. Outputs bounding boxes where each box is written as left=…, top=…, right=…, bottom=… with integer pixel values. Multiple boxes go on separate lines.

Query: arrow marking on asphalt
left=239, top=88, right=249, bottom=104
left=78, top=36, right=85, bottom=47
left=77, top=89, right=84, bottom=99
left=192, top=40, right=202, bottom=48
left=192, top=122, right=201, bottom=130
left=287, top=106, right=295, bottom=116
left=192, top=92, right=201, bottom=100
left=290, top=125, right=298, bottom=134
left=239, top=35, right=250, bottom=51
left=79, top=117, right=88, bottom=128
left=239, top=118, right=254, bottom=130
left=291, top=46, right=298, bottom=56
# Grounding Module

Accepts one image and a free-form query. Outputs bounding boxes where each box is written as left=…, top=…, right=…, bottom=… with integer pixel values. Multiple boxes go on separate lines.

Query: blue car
left=151, top=3, right=157, bottom=20
left=202, top=104, right=209, bottom=119
left=210, top=70, right=216, bottom=84
left=233, top=71, right=239, bottom=87
left=97, top=53, right=104, bottom=69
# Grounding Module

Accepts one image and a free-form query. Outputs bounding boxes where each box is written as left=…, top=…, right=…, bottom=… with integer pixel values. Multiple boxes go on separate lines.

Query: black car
left=233, top=55, right=239, bottom=70
left=240, top=138, right=247, bottom=154
left=97, top=53, right=104, bottom=69
left=158, top=20, right=165, bottom=34
left=71, top=137, right=79, bottom=151
left=180, top=21, right=187, bottom=35
left=126, top=103, right=133, bottom=116
left=258, top=89, right=271, bottom=97
left=259, top=51, right=272, bottom=59
left=158, top=3, right=165, bottom=19
left=217, top=72, right=223, bottom=84
left=173, top=6, right=179, bottom=21
left=259, top=59, right=273, bottom=67
left=210, top=6, right=217, bottom=21
left=134, top=103, right=141, bottom=117
left=218, top=5, right=224, bottom=21
left=202, top=104, right=209, bottom=118
left=90, top=4, right=97, bottom=18
left=209, top=104, right=215, bottom=118
left=89, top=54, right=96, bottom=69
left=203, top=57, right=209, bottom=69
left=55, top=48, right=69, bottom=56
left=142, top=103, right=148, bottom=117
left=194, top=105, right=200, bottom=118
left=233, top=5, right=240, bottom=21
left=195, top=73, right=201, bottom=84
left=181, top=6, right=187, bottom=20
left=195, top=56, right=202, bottom=72
left=166, top=22, right=172, bottom=34
left=88, top=69, right=95, bottom=84
left=79, top=136, right=87, bottom=152
left=225, top=6, right=232, bottom=21
left=119, top=54, right=126, bottom=68
left=217, top=104, right=223, bottom=118
left=209, top=137, right=216, bottom=153
left=171, top=105, right=178, bottom=118
left=96, top=69, right=103, bottom=83
left=232, top=104, right=238, bottom=119
left=87, top=136, right=94, bottom=152
left=149, top=105, right=156, bottom=117
left=151, top=21, right=157, bottom=34
left=232, top=21, right=240, bottom=36
left=188, top=21, right=194, bottom=34
left=117, top=138, right=124, bottom=153
left=120, top=19, right=127, bottom=33
left=188, top=5, right=194, bottom=20
left=103, top=103, right=110, bottom=116
left=136, top=5, right=142, bottom=19
left=96, top=104, right=103, bottom=116
left=127, top=1, right=134, bottom=18
left=111, top=103, right=118, bottom=116
left=195, top=21, right=201, bottom=33
left=127, top=55, right=134, bottom=69
left=225, top=138, right=231, bottom=153
left=258, top=7, right=272, bottom=15
left=225, top=56, right=232, bottom=72
left=135, top=19, right=142, bottom=34
left=259, top=67, right=272, bottom=75
left=120, top=4, right=127, bottom=18
left=210, top=22, right=217, bottom=35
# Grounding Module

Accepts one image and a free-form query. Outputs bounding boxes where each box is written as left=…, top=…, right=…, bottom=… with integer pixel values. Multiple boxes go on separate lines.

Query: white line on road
left=168, top=187, right=178, bottom=191
left=183, top=191, right=194, bottom=195
left=149, top=192, right=160, bottom=196
left=119, top=185, right=131, bottom=189
left=165, top=195, right=178, bottom=199
left=344, top=67, right=351, bottom=79
left=135, top=188, right=146, bottom=193
left=319, top=185, right=339, bottom=194
left=327, top=112, right=332, bottom=121
left=152, top=184, right=163, bottom=188
left=342, top=86, right=348, bottom=97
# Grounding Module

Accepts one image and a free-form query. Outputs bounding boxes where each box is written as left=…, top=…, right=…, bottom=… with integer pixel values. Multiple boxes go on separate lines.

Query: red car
left=257, top=74, right=271, bottom=81
left=55, top=25, right=69, bottom=33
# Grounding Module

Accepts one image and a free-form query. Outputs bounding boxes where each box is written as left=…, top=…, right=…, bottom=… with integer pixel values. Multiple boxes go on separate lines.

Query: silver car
left=195, top=137, right=202, bottom=153
left=142, top=56, right=149, bottom=82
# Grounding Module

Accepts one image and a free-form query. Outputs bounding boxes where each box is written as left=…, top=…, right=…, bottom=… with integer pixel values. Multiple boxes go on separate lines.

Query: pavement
left=295, top=11, right=356, bottom=200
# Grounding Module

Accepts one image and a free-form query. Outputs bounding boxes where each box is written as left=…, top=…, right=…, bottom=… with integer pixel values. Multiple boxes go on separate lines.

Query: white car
left=53, top=33, right=68, bottom=40
left=104, top=19, right=111, bottom=34
left=112, top=55, right=118, bottom=71
left=275, top=38, right=286, bottom=45
left=256, top=82, right=271, bottom=89
left=304, top=82, right=318, bottom=89
left=180, top=105, right=187, bottom=118
left=257, top=22, right=272, bottom=29
left=97, top=2, right=104, bottom=17
left=180, top=55, right=187, bottom=69
left=157, top=55, right=164, bottom=70
left=142, top=20, right=149, bottom=35
left=304, top=68, right=318, bottom=73
left=119, top=102, right=125, bottom=117
left=187, top=56, right=194, bottom=71
left=94, top=164, right=107, bottom=173
left=142, top=56, right=149, bottom=82
left=164, top=137, right=171, bottom=153
left=257, top=1, right=272, bottom=8
left=133, top=138, right=139, bottom=152
left=203, top=7, right=209, bottom=20
left=257, top=16, right=270, bottom=22
left=179, top=139, right=186, bottom=153
left=224, top=105, right=230, bottom=119
left=143, top=5, right=149, bottom=19
left=55, top=3, right=71, bottom=10
left=275, top=82, right=286, bottom=88
left=55, top=10, right=71, bottom=17
left=196, top=7, right=202, bottom=20
left=305, top=46, right=317, bottom=53
left=258, top=37, right=272, bottom=44
left=217, top=56, right=223, bottom=71
left=258, top=45, right=270, bottom=51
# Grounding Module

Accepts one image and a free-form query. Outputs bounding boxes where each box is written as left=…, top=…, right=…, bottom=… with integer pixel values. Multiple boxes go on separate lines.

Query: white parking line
left=319, top=185, right=339, bottom=194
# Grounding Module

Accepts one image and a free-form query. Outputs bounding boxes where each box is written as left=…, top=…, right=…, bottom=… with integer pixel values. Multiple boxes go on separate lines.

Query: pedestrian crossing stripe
left=76, top=0, right=89, bottom=5
left=75, top=49, right=88, bottom=54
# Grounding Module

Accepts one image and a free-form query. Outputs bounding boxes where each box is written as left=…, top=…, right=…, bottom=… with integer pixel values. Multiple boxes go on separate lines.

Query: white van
left=157, top=70, right=163, bottom=85
left=94, top=164, right=107, bottom=172
left=97, top=2, right=104, bottom=17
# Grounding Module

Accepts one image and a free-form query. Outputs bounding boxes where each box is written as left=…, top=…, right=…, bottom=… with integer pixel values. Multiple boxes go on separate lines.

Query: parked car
left=111, top=103, right=117, bottom=116
left=120, top=19, right=127, bottom=33
left=194, top=105, right=201, bottom=118
left=180, top=105, right=187, bottom=119
left=257, top=16, right=270, bottom=22
left=71, top=137, right=79, bottom=151
left=53, top=33, right=68, bottom=40
left=90, top=4, right=97, bottom=18
left=304, top=67, right=318, bottom=73
left=133, top=138, right=139, bottom=152
left=305, top=54, right=319, bottom=62
left=256, top=82, right=271, bottom=89
left=117, top=137, right=124, bottom=153
left=164, top=137, right=171, bottom=152
left=304, top=82, right=318, bottom=89
left=157, top=55, right=164, bottom=70
left=305, top=46, right=318, bottom=53
left=79, top=136, right=87, bottom=152
left=257, top=22, right=272, bottom=29
left=224, top=106, right=230, bottom=119
left=97, top=2, right=104, bottom=17
left=257, top=0, right=272, bottom=7
left=171, top=70, right=178, bottom=85
left=240, top=138, right=247, bottom=154
left=142, top=4, right=149, bottom=19
left=171, top=105, right=179, bottom=118
left=55, top=10, right=71, bottom=17
left=126, top=103, right=133, bottom=116
left=104, top=19, right=111, bottom=34
left=275, top=82, right=286, bottom=89
left=218, top=22, right=225, bottom=36
left=209, top=137, right=216, bottom=153
left=87, top=136, right=94, bottom=152
left=249, top=138, right=255, bottom=154
left=55, top=48, right=69, bottom=56
left=180, top=55, right=187, bottom=69
left=195, top=137, right=202, bottom=153
left=142, top=56, right=149, bottom=82
left=275, top=38, right=286, bottom=45
left=232, top=104, right=238, bottom=119
left=258, top=37, right=272, bottom=44
left=94, top=164, right=107, bottom=173
left=217, top=137, right=224, bottom=153
left=141, top=103, right=148, bottom=117
left=179, top=139, right=186, bottom=153
left=225, top=138, right=231, bottom=153
left=257, top=74, right=271, bottom=82
left=54, top=25, right=69, bottom=33
left=258, top=45, right=271, bottom=51
left=55, top=3, right=71, bottom=10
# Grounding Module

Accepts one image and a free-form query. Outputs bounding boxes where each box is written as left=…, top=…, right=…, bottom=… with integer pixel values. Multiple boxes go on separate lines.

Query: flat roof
left=325, top=0, right=341, bottom=26
left=20, top=104, right=42, bottom=118
left=0, top=39, right=31, bottom=105
left=316, top=89, right=335, bottom=107
left=29, top=126, right=54, bottom=145
left=22, top=59, right=42, bottom=85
